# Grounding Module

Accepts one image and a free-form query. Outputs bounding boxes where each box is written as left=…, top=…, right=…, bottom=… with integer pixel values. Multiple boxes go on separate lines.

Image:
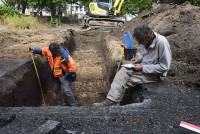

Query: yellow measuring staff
left=30, top=53, right=46, bottom=106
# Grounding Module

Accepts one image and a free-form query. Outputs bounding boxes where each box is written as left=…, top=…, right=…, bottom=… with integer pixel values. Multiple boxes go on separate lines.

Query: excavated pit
left=0, top=31, right=144, bottom=107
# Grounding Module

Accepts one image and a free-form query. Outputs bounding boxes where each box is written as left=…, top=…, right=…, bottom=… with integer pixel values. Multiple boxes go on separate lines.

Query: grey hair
left=132, top=24, right=152, bottom=39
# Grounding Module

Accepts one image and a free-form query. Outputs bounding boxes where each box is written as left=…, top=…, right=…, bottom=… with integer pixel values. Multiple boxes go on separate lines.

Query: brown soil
left=112, top=3, right=200, bottom=89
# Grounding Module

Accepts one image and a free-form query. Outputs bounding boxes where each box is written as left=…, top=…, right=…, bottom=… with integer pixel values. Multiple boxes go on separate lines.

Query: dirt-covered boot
left=93, top=99, right=116, bottom=106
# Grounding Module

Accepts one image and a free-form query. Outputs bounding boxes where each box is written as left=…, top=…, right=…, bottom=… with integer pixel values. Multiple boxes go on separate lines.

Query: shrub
left=0, top=5, right=20, bottom=16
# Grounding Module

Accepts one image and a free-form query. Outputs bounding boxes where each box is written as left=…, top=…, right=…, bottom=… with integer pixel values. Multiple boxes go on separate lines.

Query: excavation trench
left=0, top=31, right=144, bottom=106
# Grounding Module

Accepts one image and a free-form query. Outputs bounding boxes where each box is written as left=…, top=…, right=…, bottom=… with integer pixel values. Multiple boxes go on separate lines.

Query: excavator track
left=83, top=16, right=124, bottom=29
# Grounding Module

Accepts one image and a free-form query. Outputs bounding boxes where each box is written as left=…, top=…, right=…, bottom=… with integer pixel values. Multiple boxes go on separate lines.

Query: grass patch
left=4, top=15, right=43, bottom=31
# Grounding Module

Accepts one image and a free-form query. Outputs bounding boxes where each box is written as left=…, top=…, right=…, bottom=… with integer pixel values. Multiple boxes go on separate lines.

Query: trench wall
left=102, top=35, right=124, bottom=88
left=0, top=31, right=77, bottom=106
left=0, top=57, right=52, bottom=106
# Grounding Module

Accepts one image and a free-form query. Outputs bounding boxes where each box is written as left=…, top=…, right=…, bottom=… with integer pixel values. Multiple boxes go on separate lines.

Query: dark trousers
left=52, top=76, right=77, bottom=106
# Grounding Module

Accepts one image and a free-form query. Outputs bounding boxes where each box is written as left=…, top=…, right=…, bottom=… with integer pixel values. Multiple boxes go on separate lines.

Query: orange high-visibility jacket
left=38, top=47, right=77, bottom=77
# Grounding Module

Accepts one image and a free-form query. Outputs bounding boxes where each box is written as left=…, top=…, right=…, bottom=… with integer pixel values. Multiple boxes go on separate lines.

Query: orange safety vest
left=53, top=56, right=63, bottom=77
left=41, top=47, right=77, bottom=77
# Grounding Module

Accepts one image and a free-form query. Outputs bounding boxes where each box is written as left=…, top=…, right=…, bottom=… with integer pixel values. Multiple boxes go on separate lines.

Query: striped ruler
left=180, top=121, right=200, bottom=133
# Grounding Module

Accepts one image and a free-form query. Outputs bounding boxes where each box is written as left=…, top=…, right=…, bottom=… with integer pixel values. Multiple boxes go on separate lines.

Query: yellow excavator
left=83, top=0, right=125, bottom=28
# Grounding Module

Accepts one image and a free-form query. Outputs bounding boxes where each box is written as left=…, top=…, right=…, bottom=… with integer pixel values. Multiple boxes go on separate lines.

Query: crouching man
left=30, top=43, right=77, bottom=106
left=94, top=24, right=172, bottom=106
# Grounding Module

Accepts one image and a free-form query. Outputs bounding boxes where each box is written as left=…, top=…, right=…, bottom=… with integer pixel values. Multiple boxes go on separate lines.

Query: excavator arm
left=112, top=0, right=125, bottom=16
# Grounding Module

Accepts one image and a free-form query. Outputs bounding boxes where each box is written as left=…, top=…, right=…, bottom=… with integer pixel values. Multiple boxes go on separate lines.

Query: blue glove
left=32, top=48, right=42, bottom=55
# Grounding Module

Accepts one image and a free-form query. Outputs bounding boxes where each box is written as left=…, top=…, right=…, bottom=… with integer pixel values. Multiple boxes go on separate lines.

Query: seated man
left=30, top=43, right=77, bottom=106
left=94, top=24, right=172, bottom=106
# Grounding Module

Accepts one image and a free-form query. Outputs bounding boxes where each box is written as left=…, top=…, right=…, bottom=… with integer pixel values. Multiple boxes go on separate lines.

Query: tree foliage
left=189, top=0, right=200, bottom=6
left=0, top=5, right=20, bottom=16
left=120, top=0, right=153, bottom=15
left=79, top=0, right=90, bottom=7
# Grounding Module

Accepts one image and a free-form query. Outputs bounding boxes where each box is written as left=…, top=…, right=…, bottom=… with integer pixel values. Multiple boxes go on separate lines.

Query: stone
left=31, top=120, right=60, bottom=134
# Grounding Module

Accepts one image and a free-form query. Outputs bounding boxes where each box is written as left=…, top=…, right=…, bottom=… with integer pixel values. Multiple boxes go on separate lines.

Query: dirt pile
left=159, top=0, right=186, bottom=4
left=113, top=3, right=200, bottom=89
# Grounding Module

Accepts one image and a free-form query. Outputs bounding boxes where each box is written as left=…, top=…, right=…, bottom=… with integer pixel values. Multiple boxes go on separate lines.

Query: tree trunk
left=17, top=3, right=20, bottom=10
left=58, top=5, right=62, bottom=17
left=50, top=6, right=56, bottom=20
left=38, top=6, right=43, bottom=16
left=71, top=3, right=72, bottom=15
left=22, top=2, right=27, bottom=14
left=40, top=11, right=43, bottom=16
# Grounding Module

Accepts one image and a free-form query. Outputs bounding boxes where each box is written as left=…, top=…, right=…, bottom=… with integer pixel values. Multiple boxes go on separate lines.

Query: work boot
left=93, top=99, right=117, bottom=107
left=57, top=101, right=66, bottom=106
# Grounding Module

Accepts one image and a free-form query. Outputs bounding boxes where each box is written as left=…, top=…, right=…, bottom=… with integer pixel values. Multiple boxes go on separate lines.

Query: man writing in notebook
left=93, top=24, right=172, bottom=106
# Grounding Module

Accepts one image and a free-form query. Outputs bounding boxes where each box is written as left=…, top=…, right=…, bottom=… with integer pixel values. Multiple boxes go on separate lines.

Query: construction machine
left=83, top=0, right=125, bottom=28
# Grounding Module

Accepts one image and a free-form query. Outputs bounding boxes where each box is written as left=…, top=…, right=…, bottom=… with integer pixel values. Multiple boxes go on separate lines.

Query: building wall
left=65, top=3, right=86, bottom=19
left=66, top=4, right=86, bottom=14
left=25, top=3, right=86, bottom=18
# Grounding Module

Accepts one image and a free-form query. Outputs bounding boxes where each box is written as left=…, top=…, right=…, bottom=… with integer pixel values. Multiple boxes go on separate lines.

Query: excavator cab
left=97, top=0, right=112, bottom=11
left=88, top=0, right=113, bottom=17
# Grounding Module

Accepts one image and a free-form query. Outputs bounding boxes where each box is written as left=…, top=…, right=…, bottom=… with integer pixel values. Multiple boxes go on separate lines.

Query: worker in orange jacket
left=30, top=43, right=77, bottom=106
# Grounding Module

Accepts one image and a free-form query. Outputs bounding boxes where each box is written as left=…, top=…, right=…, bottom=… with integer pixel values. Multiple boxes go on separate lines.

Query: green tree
left=79, top=0, right=90, bottom=7
left=0, top=4, right=20, bottom=16
left=1, top=0, right=17, bottom=6
left=27, top=0, right=81, bottom=17
left=120, top=0, right=153, bottom=15
left=27, top=0, right=64, bottom=17
left=189, top=0, right=200, bottom=6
